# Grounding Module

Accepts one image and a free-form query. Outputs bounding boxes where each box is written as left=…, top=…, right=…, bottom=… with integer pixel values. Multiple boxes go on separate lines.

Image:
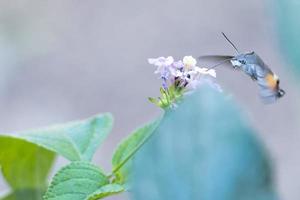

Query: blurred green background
left=273, top=0, right=300, bottom=77
left=0, top=1, right=300, bottom=200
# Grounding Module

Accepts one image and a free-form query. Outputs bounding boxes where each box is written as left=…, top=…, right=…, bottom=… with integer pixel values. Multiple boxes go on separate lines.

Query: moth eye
left=239, top=60, right=246, bottom=65
left=277, top=79, right=280, bottom=84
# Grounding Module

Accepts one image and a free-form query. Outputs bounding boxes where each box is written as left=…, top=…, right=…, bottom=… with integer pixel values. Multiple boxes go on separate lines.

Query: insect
left=199, top=32, right=285, bottom=103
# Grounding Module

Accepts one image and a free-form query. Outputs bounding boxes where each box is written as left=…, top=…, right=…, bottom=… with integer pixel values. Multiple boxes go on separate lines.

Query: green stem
left=111, top=119, right=161, bottom=175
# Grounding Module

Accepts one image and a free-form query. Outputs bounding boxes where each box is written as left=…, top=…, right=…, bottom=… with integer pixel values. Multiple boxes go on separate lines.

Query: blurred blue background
left=0, top=0, right=300, bottom=200
left=133, top=87, right=278, bottom=200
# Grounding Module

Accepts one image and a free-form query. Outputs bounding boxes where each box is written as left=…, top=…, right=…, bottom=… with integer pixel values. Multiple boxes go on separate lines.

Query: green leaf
left=132, top=86, right=277, bottom=200
left=1, top=189, right=45, bottom=200
left=44, top=162, right=109, bottom=200
left=85, top=184, right=124, bottom=200
left=14, top=113, right=113, bottom=161
left=0, top=135, right=55, bottom=200
left=148, top=97, right=160, bottom=107
left=111, top=118, right=161, bottom=184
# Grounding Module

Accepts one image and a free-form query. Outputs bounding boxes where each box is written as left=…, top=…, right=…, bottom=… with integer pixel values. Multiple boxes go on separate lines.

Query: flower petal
left=183, top=56, right=197, bottom=67
left=195, top=67, right=217, bottom=78
left=207, top=69, right=217, bottom=78
left=165, top=56, right=174, bottom=65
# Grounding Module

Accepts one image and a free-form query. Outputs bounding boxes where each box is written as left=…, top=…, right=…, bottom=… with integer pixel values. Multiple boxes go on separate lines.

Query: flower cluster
left=148, top=56, right=220, bottom=109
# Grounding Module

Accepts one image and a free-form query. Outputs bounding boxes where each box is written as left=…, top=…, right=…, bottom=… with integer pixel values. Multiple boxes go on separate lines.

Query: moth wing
left=198, top=55, right=234, bottom=69
left=198, top=55, right=234, bottom=62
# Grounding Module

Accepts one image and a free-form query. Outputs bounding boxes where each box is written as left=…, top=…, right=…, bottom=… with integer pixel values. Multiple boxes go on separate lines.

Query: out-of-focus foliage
left=1, top=189, right=46, bottom=200
left=0, top=113, right=114, bottom=200
left=132, top=86, right=277, bottom=200
left=0, top=136, right=55, bottom=200
left=86, top=184, right=124, bottom=200
left=0, top=111, right=162, bottom=200
left=273, top=0, right=300, bottom=75
left=44, top=113, right=162, bottom=200
left=44, top=162, right=123, bottom=200
left=14, top=114, right=113, bottom=162
left=111, top=119, right=161, bottom=185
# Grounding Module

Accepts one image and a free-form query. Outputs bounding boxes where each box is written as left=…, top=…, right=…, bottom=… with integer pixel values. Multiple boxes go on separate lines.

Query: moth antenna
left=222, top=32, right=240, bottom=54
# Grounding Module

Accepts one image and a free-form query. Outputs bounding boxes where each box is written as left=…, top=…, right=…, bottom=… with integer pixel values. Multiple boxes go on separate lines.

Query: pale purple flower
left=160, top=70, right=170, bottom=89
left=172, top=60, right=184, bottom=70
left=148, top=56, right=174, bottom=75
left=168, top=60, right=184, bottom=78
left=148, top=56, right=174, bottom=89
left=148, top=55, right=220, bottom=92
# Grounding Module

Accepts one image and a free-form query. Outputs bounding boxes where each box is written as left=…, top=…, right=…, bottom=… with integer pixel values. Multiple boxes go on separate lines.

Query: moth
left=199, top=33, right=285, bottom=103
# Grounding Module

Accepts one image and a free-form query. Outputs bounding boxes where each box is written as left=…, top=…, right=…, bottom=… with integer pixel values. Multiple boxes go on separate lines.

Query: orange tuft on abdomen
left=265, top=73, right=277, bottom=90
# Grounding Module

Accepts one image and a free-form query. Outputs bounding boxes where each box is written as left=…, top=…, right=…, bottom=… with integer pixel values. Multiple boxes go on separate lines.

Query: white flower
left=182, top=67, right=217, bottom=90
left=183, top=56, right=197, bottom=70
left=169, top=68, right=183, bottom=77
left=195, top=67, right=216, bottom=78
